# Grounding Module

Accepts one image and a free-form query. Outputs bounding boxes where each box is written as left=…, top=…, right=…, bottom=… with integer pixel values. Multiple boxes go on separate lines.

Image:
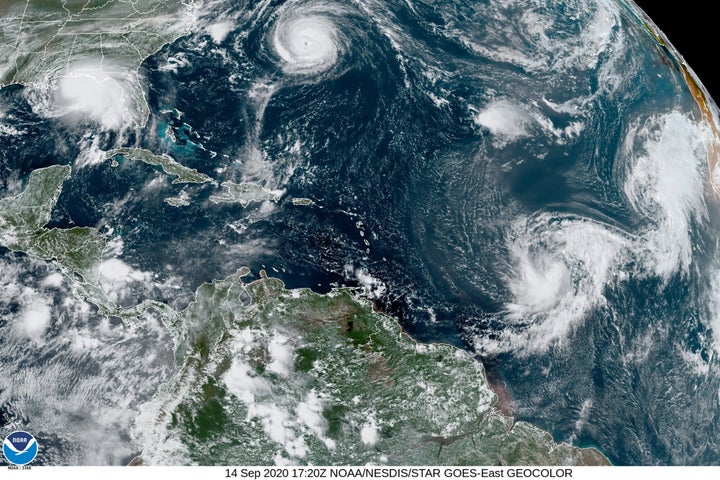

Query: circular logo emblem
left=3, top=431, right=38, bottom=466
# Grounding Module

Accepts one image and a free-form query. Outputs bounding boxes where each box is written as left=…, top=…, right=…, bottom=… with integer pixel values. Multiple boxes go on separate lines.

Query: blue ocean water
left=2, top=0, right=720, bottom=466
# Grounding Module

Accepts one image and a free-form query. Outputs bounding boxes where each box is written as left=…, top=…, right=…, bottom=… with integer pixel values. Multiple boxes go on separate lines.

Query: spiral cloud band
left=270, top=3, right=343, bottom=75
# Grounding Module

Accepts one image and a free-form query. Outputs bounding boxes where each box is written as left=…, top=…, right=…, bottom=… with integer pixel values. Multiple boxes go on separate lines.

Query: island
left=0, top=166, right=609, bottom=466
left=105, top=147, right=214, bottom=185
left=209, top=181, right=285, bottom=207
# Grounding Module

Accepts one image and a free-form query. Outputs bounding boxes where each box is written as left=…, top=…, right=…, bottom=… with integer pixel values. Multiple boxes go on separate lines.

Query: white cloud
left=40, top=273, right=64, bottom=288
left=158, top=53, right=191, bottom=74
left=360, top=414, right=379, bottom=446
left=208, top=21, right=233, bottom=43
left=99, top=258, right=135, bottom=282
left=474, top=100, right=531, bottom=142
left=98, top=258, right=152, bottom=303
left=622, top=112, right=708, bottom=279
left=267, top=333, right=295, bottom=377
left=74, top=133, right=109, bottom=168
left=296, top=390, right=335, bottom=450
left=18, top=300, right=52, bottom=342
left=58, top=70, right=130, bottom=130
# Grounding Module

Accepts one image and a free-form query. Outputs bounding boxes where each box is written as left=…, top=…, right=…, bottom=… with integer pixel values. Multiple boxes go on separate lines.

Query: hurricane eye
left=269, top=7, right=342, bottom=76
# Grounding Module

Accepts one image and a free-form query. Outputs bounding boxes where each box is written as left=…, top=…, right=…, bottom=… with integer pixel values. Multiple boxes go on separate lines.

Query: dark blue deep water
left=3, top=0, right=720, bottom=466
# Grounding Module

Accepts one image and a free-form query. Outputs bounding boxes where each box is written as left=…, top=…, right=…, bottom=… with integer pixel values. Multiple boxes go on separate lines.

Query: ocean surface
left=3, top=0, right=720, bottom=466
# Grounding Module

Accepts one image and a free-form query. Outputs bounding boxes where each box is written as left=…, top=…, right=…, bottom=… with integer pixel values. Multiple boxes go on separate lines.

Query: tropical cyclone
left=3, top=0, right=720, bottom=467
left=270, top=2, right=343, bottom=76
left=636, top=11, right=720, bottom=196
left=0, top=165, right=608, bottom=466
left=0, top=0, right=202, bottom=128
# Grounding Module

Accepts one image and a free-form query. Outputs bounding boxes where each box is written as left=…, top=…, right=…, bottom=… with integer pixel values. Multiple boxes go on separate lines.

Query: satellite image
left=1, top=0, right=719, bottom=467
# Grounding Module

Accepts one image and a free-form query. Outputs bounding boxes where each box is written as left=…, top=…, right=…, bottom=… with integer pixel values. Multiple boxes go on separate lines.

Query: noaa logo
left=3, top=431, right=38, bottom=466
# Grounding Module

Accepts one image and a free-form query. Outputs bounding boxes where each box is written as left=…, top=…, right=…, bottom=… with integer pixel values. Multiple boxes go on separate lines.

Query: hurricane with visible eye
left=269, top=2, right=345, bottom=76
left=5, top=0, right=720, bottom=468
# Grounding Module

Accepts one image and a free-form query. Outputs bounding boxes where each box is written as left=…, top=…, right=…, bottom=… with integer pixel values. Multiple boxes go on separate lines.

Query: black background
left=632, top=1, right=718, bottom=103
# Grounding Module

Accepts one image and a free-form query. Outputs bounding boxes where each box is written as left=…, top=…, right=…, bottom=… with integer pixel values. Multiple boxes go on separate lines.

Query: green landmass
left=164, top=194, right=191, bottom=207
left=0, top=0, right=199, bottom=126
left=0, top=165, right=610, bottom=466
left=139, top=270, right=609, bottom=466
left=0, top=0, right=196, bottom=83
left=209, top=181, right=284, bottom=207
left=0, top=165, right=174, bottom=323
left=0, top=165, right=105, bottom=280
left=106, top=147, right=213, bottom=184
left=292, top=197, right=315, bottom=206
